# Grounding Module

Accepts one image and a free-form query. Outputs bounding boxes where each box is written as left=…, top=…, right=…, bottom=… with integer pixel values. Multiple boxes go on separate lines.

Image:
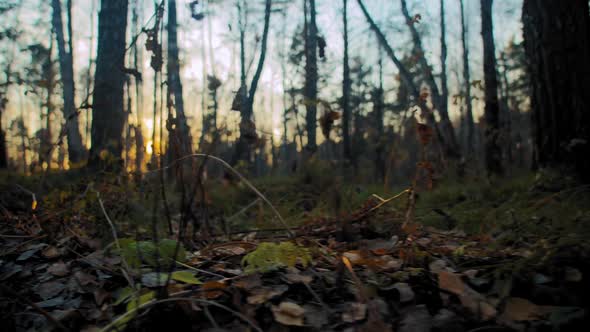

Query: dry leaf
left=342, top=302, right=367, bottom=322
left=272, top=302, right=305, bottom=326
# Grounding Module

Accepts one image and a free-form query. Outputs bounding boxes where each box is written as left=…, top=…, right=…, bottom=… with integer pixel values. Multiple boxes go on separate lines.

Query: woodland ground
left=1, top=168, right=589, bottom=331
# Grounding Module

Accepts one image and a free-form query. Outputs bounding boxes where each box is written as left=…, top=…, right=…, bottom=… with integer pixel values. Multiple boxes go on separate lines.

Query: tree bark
left=480, top=0, right=503, bottom=175
left=342, top=0, right=352, bottom=163
left=304, top=0, right=318, bottom=153
left=51, top=0, right=86, bottom=164
left=88, top=0, right=128, bottom=169
left=459, top=0, right=475, bottom=156
left=167, top=0, right=192, bottom=161
left=523, top=0, right=590, bottom=180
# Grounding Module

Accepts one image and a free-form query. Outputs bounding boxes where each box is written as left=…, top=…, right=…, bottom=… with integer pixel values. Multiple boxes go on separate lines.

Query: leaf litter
left=1, top=185, right=590, bottom=331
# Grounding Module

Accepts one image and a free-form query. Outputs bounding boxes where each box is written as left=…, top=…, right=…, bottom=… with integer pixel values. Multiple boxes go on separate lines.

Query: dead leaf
left=201, top=281, right=227, bottom=299
left=36, top=281, right=66, bottom=300
left=342, top=302, right=367, bottom=322
left=48, top=261, right=69, bottom=277
left=272, top=302, right=305, bottom=326
left=42, top=246, right=61, bottom=259
left=393, top=283, right=415, bottom=303
left=247, top=285, right=288, bottom=305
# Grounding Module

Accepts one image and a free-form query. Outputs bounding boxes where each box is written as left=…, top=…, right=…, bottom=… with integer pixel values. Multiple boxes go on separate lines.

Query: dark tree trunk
left=342, top=0, right=352, bottom=163
left=88, top=0, right=128, bottom=169
left=400, top=0, right=459, bottom=158
left=167, top=0, right=192, bottom=161
left=459, top=0, right=475, bottom=156
left=0, top=92, right=6, bottom=169
left=304, top=0, right=318, bottom=153
left=232, top=0, right=272, bottom=165
left=439, top=0, right=450, bottom=148
left=480, top=0, right=503, bottom=175
left=132, top=0, right=144, bottom=173
left=523, top=0, right=590, bottom=180
left=51, top=0, right=87, bottom=164
left=373, top=48, right=385, bottom=181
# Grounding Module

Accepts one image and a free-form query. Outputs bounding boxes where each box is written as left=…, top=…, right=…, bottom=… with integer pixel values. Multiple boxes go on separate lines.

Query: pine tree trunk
left=523, top=0, right=590, bottom=180
left=480, top=0, right=503, bottom=175
left=51, top=0, right=86, bottom=164
left=88, top=0, right=128, bottom=169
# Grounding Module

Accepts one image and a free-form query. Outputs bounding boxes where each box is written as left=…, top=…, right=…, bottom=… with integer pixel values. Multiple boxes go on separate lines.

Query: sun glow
left=146, top=141, right=154, bottom=155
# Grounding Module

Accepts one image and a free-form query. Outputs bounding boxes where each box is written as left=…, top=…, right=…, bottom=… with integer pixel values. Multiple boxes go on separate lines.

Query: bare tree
left=232, top=0, right=272, bottom=165
left=51, top=0, right=87, bottom=164
left=399, top=0, right=459, bottom=157
left=459, top=0, right=474, bottom=156
left=167, top=0, right=192, bottom=162
left=480, top=0, right=503, bottom=175
left=88, top=0, right=129, bottom=169
left=341, top=0, right=352, bottom=163
left=304, top=0, right=318, bottom=153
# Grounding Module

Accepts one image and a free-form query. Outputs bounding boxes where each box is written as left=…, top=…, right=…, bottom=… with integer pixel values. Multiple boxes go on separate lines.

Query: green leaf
left=171, top=270, right=202, bottom=284
left=126, top=291, right=155, bottom=312
left=242, top=242, right=312, bottom=274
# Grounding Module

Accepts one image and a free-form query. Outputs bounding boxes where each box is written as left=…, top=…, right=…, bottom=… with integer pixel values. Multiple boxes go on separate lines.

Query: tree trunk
left=480, top=0, right=503, bottom=175
left=51, top=0, right=87, bottom=164
left=400, top=0, right=459, bottom=157
left=232, top=0, right=272, bottom=166
left=459, top=0, right=475, bottom=156
left=88, top=0, right=128, bottom=169
left=132, top=0, right=144, bottom=173
left=356, top=0, right=445, bottom=149
left=304, top=0, right=318, bottom=153
left=342, top=0, right=352, bottom=163
left=167, top=0, right=192, bottom=162
left=439, top=0, right=450, bottom=150
left=523, top=0, right=590, bottom=180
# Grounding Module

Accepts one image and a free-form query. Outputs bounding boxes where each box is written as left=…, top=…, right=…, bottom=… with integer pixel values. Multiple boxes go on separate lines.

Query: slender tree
left=51, top=0, right=86, bottom=164
left=356, top=0, right=444, bottom=148
left=304, top=0, right=318, bottom=153
left=480, top=0, right=503, bottom=175
left=341, top=0, right=352, bottom=163
left=232, top=0, right=272, bottom=165
left=439, top=0, right=449, bottom=147
left=167, top=0, right=192, bottom=161
left=523, top=0, right=590, bottom=180
left=459, top=0, right=475, bottom=155
left=400, top=0, right=459, bottom=157
left=88, top=0, right=129, bottom=168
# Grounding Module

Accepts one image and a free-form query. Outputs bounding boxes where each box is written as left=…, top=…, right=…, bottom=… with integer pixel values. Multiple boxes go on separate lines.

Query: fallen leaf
left=36, top=281, right=66, bottom=300
left=171, top=270, right=202, bottom=285
left=342, top=302, right=367, bottom=322
left=201, top=281, right=227, bottom=299
left=47, top=261, right=69, bottom=277
left=393, top=283, right=415, bottom=303
left=272, top=302, right=305, bottom=326
left=42, top=246, right=61, bottom=259
left=247, top=285, right=288, bottom=305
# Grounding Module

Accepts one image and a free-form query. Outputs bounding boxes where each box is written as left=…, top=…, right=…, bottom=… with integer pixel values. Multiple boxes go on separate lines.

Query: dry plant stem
left=175, top=260, right=225, bottom=278
left=95, top=190, right=135, bottom=288
left=148, top=154, right=294, bottom=238
left=368, top=188, right=410, bottom=213
left=0, top=284, right=70, bottom=332
left=99, top=297, right=263, bottom=332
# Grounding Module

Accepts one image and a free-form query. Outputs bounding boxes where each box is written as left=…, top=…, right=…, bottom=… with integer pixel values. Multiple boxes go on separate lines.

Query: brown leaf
left=201, top=281, right=227, bottom=299
left=42, top=246, right=61, bottom=259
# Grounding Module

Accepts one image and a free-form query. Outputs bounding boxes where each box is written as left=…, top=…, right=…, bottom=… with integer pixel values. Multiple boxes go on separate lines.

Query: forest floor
left=1, top=169, right=590, bottom=331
